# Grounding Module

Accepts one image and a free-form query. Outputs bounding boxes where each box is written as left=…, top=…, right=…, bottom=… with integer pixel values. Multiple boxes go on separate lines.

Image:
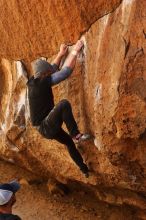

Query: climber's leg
left=44, top=99, right=79, bottom=137
left=54, top=128, right=89, bottom=176
left=43, top=99, right=91, bottom=142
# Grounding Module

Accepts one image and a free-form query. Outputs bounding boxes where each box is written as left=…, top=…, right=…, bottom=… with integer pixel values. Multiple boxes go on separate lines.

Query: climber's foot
left=80, top=164, right=89, bottom=178
left=73, top=133, right=91, bottom=144
left=84, top=172, right=89, bottom=178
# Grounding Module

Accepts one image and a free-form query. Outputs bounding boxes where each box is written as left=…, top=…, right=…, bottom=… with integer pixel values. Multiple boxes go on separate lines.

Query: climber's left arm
left=50, top=67, right=73, bottom=86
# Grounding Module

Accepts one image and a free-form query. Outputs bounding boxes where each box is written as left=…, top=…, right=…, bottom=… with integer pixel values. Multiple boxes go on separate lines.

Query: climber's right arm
left=62, top=40, right=83, bottom=69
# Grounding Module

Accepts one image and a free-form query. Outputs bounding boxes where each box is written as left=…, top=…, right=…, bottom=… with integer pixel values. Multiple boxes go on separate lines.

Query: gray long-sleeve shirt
left=50, top=64, right=73, bottom=86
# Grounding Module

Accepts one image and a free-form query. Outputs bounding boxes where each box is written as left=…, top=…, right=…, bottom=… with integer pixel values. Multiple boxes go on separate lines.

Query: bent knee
left=60, top=99, right=71, bottom=108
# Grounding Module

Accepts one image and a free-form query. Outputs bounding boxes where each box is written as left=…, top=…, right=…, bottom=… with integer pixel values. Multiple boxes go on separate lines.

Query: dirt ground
left=0, top=160, right=139, bottom=220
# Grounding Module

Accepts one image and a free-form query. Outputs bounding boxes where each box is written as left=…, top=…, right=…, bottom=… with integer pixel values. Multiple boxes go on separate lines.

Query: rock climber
left=0, top=181, right=21, bottom=220
left=27, top=40, right=90, bottom=177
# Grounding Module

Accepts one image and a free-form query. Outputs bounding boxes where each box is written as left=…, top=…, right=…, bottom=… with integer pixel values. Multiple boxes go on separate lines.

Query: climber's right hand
left=74, top=40, right=84, bottom=52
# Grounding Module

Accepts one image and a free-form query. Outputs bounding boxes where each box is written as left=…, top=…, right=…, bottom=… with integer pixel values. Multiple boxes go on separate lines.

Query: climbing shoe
left=84, top=172, right=89, bottom=178
left=73, top=133, right=91, bottom=144
left=80, top=164, right=89, bottom=178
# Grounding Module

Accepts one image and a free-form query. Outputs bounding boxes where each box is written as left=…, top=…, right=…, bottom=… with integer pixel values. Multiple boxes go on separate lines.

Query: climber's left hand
left=59, top=44, right=68, bottom=56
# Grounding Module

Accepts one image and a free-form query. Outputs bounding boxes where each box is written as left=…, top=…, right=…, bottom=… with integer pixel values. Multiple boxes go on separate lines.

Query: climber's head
left=0, top=181, right=20, bottom=211
left=32, top=59, right=55, bottom=79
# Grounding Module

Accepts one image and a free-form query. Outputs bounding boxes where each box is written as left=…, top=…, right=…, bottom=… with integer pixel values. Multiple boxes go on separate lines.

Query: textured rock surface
left=0, top=161, right=140, bottom=220
left=0, top=0, right=121, bottom=60
left=0, top=0, right=146, bottom=218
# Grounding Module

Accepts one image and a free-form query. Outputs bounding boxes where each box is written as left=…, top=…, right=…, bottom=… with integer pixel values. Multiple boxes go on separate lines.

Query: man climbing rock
left=0, top=181, right=21, bottom=220
left=27, top=40, right=90, bottom=177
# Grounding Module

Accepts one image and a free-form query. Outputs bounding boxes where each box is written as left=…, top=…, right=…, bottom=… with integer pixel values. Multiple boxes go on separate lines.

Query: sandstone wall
left=0, top=0, right=146, bottom=216
left=0, top=0, right=121, bottom=60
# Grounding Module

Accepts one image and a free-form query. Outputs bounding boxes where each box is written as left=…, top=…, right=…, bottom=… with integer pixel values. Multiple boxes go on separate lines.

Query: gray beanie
left=32, top=59, right=54, bottom=78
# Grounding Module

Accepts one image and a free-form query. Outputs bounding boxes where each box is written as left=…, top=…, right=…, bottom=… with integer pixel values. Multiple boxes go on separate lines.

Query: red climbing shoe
left=73, top=133, right=91, bottom=144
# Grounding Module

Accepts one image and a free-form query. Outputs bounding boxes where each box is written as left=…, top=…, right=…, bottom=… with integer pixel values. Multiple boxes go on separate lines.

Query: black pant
left=39, top=99, right=88, bottom=173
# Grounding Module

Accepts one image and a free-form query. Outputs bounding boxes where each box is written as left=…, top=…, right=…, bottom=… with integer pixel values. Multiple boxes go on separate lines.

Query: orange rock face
left=0, top=0, right=146, bottom=215
left=0, top=0, right=121, bottom=60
